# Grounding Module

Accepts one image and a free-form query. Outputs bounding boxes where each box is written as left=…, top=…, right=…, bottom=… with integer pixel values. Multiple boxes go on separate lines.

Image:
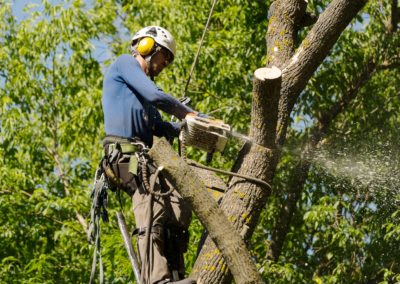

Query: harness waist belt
left=103, top=135, right=147, bottom=155
left=107, top=143, right=139, bottom=154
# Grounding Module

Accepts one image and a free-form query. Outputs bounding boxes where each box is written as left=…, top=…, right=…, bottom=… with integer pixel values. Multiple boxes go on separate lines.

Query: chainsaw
left=178, top=115, right=270, bottom=189
left=179, top=115, right=249, bottom=153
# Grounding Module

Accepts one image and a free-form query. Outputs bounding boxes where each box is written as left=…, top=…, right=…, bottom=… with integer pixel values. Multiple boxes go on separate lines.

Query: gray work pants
left=132, top=166, right=192, bottom=284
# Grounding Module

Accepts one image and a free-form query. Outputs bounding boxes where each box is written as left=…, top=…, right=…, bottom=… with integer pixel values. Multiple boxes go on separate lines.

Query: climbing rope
left=183, top=0, right=219, bottom=97
left=141, top=155, right=173, bottom=197
left=88, top=168, right=109, bottom=284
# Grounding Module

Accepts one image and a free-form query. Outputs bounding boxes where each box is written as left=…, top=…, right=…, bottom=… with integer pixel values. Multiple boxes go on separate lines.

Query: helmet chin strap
left=145, top=46, right=163, bottom=81
left=146, top=56, right=155, bottom=81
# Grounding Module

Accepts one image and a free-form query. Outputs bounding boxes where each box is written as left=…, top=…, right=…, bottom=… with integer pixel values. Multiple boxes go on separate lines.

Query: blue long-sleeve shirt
left=102, top=54, right=194, bottom=146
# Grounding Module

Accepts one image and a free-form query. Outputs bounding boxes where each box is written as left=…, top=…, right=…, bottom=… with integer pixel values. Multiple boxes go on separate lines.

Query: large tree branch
left=266, top=0, right=308, bottom=69
left=276, top=0, right=368, bottom=146
left=251, top=67, right=282, bottom=147
left=149, top=138, right=264, bottom=284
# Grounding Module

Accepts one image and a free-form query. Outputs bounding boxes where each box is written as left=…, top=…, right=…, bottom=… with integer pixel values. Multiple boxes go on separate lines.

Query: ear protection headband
left=136, top=37, right=156, bottom=56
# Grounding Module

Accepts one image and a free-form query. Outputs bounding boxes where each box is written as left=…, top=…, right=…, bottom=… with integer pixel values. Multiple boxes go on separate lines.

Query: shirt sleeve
left=116, top=54, right=194, bottom=119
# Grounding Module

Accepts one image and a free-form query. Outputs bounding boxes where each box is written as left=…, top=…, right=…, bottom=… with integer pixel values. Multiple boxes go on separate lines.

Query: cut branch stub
left=251, top=66, right=282, bottom=148
left=254, top=66, right=282, bottom=81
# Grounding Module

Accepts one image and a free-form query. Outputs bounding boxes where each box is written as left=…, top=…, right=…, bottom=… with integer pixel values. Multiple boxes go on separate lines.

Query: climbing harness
left=90, top=137, right=187, bottom=283
left=88, top=139, right=149, bottom=284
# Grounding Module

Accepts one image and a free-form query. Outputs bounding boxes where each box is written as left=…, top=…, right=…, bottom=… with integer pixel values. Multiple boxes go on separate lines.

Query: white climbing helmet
left=131, top=26, right=176, bottom=60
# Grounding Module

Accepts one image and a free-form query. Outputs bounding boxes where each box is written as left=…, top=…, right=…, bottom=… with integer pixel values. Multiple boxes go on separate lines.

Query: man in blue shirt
left=102, top=26, right=197, bottom=284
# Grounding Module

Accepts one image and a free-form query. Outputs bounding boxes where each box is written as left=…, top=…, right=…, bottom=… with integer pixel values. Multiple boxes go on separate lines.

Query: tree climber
left=101, top=26, right=197, bottom=284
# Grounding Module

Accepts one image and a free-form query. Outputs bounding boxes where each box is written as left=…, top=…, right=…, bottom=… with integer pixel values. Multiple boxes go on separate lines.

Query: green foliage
left=1, top=0, right=399, bottom=283
left=0, top=1, right=123, bottom=282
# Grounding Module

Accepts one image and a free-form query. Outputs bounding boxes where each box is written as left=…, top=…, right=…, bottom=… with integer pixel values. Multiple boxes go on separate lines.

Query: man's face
left=149, top=48, right=172, bottom=77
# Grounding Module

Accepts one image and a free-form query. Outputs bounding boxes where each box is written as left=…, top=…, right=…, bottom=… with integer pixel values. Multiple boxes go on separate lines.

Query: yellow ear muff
left=137, top=37, right=155, bottom=56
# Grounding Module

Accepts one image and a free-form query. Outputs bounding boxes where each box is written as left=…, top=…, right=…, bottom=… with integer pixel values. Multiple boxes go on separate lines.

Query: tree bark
left=266, top=0, right=307, bottom=69
left=191, top=67, right=282, bottom=283
left=148, top=138, right=264, bottom=284
left=191, top=163, right=227, bottom=201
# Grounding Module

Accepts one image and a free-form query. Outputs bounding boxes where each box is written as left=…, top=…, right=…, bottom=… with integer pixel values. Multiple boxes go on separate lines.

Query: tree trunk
left=191, top=67, right=282, bottom=283
left=148, top=138, right=264, bottom=284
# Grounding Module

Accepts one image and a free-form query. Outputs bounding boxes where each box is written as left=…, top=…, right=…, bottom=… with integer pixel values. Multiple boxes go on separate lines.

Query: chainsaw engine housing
left=180, top=116, right=231, bottom=153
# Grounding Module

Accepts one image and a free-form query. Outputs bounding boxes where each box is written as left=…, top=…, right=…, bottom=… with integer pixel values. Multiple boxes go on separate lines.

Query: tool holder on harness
left=101, top=138, right=149, bottom=194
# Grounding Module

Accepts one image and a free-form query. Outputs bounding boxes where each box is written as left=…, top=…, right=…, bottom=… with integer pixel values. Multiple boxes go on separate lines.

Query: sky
left=12, top=0, right=43, bottom=20
left=11, top=0, right=114, bottom=68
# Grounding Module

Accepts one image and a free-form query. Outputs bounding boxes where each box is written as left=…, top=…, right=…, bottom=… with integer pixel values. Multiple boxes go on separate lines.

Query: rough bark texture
left=148, top=138, right=263, bottom=284
left=191, top=68, right=282, bottom=284
left=191, top=163, right=227, bottom=201
left=266, top=0, right=307, bottom=69
left=191, top=0, right=368, bottom=283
